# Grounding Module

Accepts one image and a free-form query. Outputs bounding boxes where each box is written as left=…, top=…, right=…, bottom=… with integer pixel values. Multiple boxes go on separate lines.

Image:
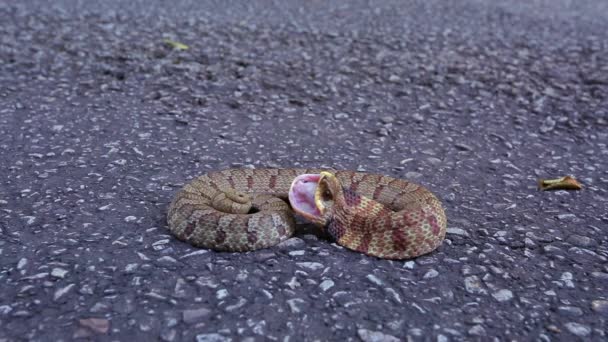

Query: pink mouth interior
left=288, top=174, right=321, bottom=219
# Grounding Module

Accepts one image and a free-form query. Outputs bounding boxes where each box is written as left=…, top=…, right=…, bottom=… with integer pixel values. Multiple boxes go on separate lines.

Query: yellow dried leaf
left=164, top=39, right=189, bottom=51
left=538, top=176, right=582, bottom=191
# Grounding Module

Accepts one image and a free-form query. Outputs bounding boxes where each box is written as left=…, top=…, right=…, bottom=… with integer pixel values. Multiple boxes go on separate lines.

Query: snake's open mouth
left=288, top=174, right=322, bottom=221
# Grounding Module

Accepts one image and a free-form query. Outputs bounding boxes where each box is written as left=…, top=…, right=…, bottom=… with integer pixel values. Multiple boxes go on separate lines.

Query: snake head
left=288, top=171, right=347, bottom=227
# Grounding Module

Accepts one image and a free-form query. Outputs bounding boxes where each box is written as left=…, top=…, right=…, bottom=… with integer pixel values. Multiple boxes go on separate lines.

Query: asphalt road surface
left=1, top=0, right=607, bottom=341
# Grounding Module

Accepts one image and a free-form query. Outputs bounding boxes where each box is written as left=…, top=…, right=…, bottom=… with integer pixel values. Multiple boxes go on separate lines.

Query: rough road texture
left=1, top=0, right=607, bottom=341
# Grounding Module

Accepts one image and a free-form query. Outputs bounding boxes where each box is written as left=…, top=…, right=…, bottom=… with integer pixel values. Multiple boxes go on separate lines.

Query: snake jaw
left=288, top=171, right=342, bottom=226
left=288, top=173, right=324, bottom=224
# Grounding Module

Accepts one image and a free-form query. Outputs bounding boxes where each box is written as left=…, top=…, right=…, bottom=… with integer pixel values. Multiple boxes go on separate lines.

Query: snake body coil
left=167, top=168, right=446, bottom=259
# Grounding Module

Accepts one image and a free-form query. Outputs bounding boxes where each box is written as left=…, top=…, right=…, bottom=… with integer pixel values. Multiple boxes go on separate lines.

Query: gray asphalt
left=1, top=0, right=607, bottom=341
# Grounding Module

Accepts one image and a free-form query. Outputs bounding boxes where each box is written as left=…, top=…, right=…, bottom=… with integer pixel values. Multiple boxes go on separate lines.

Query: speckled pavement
left=1, top=0, right=607, bottom=341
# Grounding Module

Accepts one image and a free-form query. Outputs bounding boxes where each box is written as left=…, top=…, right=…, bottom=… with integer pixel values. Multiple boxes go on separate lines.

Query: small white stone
left=296, top=262, right=323, bottom=271
left=357, top=329, right=400, bottom=342
left=437, top=334, right=449, bottom=342
left=492, top=289, right=513, bottom=302
left=366, top=274, right=384, bottom=286
left=405, top=171, right=422, bottom=179
left=561, top=272, right=575, bottom=288
left=195, top=333, right=231, bottom=342
left=157, top=256, right=177, bottom=263
left=447, top=228, right=469, bottom=237
left=564, top=322, right=591, bottom=337
left=17, top=258, right=28, bottom=270
left=319, top=280, right=334, bottom=292
left=464, top=276, right=487, bottom=295
left=557, top=213, right=576, bottom=220
left=51, top=268, right=68, bottom=278
left=183, top=308, right=211, bottom=324
left=285, top=277, right=301, bottom=290
left=468, top=325, right=486, bottom=336
left=137, top=252, right=151, bottom=261
left=152, top=239, right=170, bottom=246
left=0, top=305, right=12, bottom=315
left=286, top=298, right=305, bottom=313
left=98, top=204, right=112, bottom=211
left=124, top=216, right=137, bottom=222
left=181, top=250, right=209, bottom=258
left=54, top=283, right=75, bottom=301
left=216, top=289, right=228, bottom=300
left=385, top=288, right=402, bottom=304
left=125, top=263, right=139, bottom=273
left=334, top=112, right=349, bottom=119
left=403, top=261, right=416, bottom=269
left=388, top=74, right=401, bottom=83
left=423, top=269, right=439, bottom=279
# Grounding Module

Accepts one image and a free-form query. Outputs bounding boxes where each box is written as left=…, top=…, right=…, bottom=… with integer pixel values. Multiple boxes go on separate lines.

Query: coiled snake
left=167, top=168, right=446, bottom=259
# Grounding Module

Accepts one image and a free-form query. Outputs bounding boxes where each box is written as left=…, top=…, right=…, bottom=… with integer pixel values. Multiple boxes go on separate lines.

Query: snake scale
left=167, top=168, right=447, bottom=259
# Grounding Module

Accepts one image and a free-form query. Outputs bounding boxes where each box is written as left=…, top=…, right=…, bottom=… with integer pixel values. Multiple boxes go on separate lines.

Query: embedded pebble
left=557, top=306, right=583, bottom=317
left=388, top=75, right=401, bottom=83
left=334, top=113, right=349, bottom=119
left=51, top=268, right=68, bottom=278
left=195, top=333, right=232, bottom=342
left=296, top=262, right=323, bottom=271
left=492, top=289, right=513, bottom=302
left=277, top=238, right=305, bottom=249
left=561, top=272, right=575, bottom=288
left=539, top=116, right=556, bottom=133
left=319, top=280, right=335, bottom=292
left=366, top=274, right=384, bottom=286
left=464, top=276, right=487, bottom=295
left=423, top=269, right=439, bottom=279
left=385, top=288, right=402, bottom=304
left=564, top=322, right=591, bottom=337
left=54, top=284, right=76, bottom=301
left=157, top=256, right=178, bottom=264
left=566, top=234, right=594, bottom=247
left=357, top=329, right=400, bottom=342
left=78, top=317, right=110, bottom=334
left=0, top=305, right=13, bottom=315
left=591, top=272, right=608, bottom=280
left=405, top=172, right=423, bottom=179
left=216, top=289, right=229, bottom=300
left=556, top=214, right=576, bottom=220
left=125, top=263, right=139, bottom=273
left=468, top=325, right=486, bottom=336
left=225, top=298, right=247, bottom=312
left=591, top=300, right=608, bottom=315
left=17, top=258, right=28, bottom=270
left=447, top=228, right=469, bottom=237
left=286, top=298, right=306, bottom=313
left=161, top=329, right=177, bottom=342
left=183, top=308, right=211, bottom=324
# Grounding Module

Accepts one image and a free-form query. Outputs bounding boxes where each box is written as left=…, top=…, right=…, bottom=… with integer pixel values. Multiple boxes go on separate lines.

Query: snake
left=167, top=168, right=447, bottom=259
